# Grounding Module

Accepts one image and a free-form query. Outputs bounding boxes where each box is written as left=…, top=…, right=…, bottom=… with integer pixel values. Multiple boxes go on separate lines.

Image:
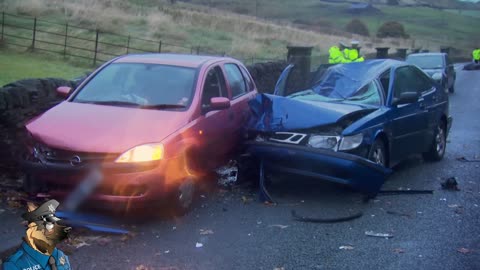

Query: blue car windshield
left=289, top=69, right=382, bottom=106
left=72, top=63, right=197, bottom=109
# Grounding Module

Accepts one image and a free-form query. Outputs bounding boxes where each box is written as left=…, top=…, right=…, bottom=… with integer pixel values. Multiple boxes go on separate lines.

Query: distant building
left=346, top=2, right=381, bottom=14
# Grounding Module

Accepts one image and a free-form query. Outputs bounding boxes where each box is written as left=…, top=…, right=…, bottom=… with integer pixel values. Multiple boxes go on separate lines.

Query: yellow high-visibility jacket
left=329, top=46, right=348, bottom=64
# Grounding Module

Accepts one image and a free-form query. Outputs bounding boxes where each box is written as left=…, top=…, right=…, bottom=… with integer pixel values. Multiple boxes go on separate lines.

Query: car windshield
left=72, top=63, right=197, bottom=109
left=406, top=55, right=444, bottom=69
left=287, top=67, right=382, bottom=106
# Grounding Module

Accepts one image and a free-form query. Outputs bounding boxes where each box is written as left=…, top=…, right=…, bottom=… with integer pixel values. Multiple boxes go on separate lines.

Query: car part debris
left=441, top=177, right=460, bottom=191
left=291, top=210, right=363, bottom=223
left=365, top=231, right=393, bottom=238
left=259, top=159, right=274, bottom=204
left=195, top=242, right=203, bottom=248
left=268, top=224, right=289, bottom=229
left=456, top=156, right=480, bottom=162
left=386, top=210, right=411, bottom=218
left=216, top=160, right=238, bottom=187
left=339, top=245, right=354, bottom=250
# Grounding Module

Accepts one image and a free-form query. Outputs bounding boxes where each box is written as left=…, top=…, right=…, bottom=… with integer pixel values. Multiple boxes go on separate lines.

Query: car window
left=201, top=66, right=228, bottom=108
left=343, top=81, right=382, bottom=106
left=393, top=66, right=423, bottom=99
left=224, top=63, right=247, bottom=98
left=72, top=63, right=196, bottom=108
left=239, top=65, right=255, bottom=91
left=406, top=55, right=444, bottom=69
left=411, top=67, right=434, bottom=93
left=379, top=70, right=390, bottom=97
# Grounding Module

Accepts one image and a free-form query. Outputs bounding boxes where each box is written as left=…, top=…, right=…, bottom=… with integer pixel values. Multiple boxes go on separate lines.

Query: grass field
left=0, top=49, right=89, bottom=86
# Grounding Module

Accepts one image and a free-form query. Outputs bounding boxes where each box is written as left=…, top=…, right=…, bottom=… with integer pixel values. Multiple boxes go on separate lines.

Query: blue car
left=246, top=59, right=452, bottom=195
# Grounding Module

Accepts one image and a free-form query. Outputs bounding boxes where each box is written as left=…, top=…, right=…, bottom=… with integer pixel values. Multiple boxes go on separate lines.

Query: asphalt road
left=1, top=67, right=479, bottom=270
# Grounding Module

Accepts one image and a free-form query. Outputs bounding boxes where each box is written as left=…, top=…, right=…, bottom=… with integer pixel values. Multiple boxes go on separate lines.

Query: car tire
left=368, top=139, right=387, bottom=167
left=423, top=122, right=447, bottom=161
left=172, top=176, right=196, bottom=215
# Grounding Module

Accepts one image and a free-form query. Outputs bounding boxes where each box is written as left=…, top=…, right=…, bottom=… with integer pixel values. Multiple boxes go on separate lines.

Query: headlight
left=115, top=143, right=164, bottom=163
left=338, top=134, right=363, bottom=151
left=431, top=72, right=442, bottom=81
left=308, top=135, right=339, bottom=150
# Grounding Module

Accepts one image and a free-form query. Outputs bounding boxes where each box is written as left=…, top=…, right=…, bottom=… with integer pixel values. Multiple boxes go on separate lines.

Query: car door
left=388, top=66, right=429, bottom=163
left=221, top=62, right=257, bottom=153
left=194, top=65, right=231, bottom=169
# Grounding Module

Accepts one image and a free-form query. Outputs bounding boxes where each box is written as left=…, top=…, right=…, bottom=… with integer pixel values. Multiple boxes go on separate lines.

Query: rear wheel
left=368, top=139, right=387, bottom=167
left=423, top=122, right=446, bottom=161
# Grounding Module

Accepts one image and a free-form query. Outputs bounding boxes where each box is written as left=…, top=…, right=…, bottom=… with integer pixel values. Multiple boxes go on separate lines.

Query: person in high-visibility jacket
left=473, top=48, right=480, bottom=64
left=328, top=46, right=347, bottom=64
left=347, top=48, right=365, bottom=62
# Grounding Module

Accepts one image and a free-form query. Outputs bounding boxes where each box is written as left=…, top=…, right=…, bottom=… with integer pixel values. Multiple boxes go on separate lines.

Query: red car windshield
left=72, top=63, right=197, bottom=109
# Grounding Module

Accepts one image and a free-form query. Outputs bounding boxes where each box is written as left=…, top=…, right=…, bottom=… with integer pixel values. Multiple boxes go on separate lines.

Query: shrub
left=345, top=19, right=370, bottom=37
left=377, top=21, right=409, bottom=38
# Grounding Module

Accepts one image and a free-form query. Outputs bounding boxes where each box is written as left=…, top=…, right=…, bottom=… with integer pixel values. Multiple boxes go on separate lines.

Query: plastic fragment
left=365, top=231, right=393, bottom=238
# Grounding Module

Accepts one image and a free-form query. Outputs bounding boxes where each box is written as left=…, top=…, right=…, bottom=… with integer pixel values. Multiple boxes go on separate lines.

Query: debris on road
left=199, top=229, right=214, bottom=235
left=393, top=248, right=405, bottom=254
left=441, top=177, right=460, bottom=191
left=457, top=248, right=472, bottom=254
left=195, top=242, right=203, bottom=248
left=365, top=231, right=394, bottom=239
left=242, top=196, right=253, bottom=204
left=268, top=224, right=289, bottom=229
left=386, top=210, right=412, bottom=218
left=291, top=210, right=363, bottom=223
left=68, top=235, right=113, bottom=249
left=456, top=156, right=480, bottom=162
left=216, top=160, right=239, bottom=187
left=339, top=245, right=354, bottom=250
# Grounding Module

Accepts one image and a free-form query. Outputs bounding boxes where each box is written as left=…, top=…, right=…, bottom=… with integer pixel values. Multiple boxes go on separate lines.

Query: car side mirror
left=209, top=97, right=230, bottom=111
left=393, top=91, right=419, bottom=106
left=56, top=86, right=72, bottom=99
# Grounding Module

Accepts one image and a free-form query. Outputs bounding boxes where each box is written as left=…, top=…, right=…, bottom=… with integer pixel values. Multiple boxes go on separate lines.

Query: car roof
left=113, top=53, right=237, bottom=68
left=329, top=59, right=406, bottom=79
left=407, top=52, right=446, bottom=57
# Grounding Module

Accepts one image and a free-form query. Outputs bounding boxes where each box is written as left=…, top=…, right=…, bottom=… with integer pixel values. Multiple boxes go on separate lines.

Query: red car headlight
left=115, top=143, right=164, bottom=163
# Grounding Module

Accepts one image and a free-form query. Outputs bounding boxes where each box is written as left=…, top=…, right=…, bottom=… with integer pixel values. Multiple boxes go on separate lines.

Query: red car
left=22, top=54, right=257, bottom=213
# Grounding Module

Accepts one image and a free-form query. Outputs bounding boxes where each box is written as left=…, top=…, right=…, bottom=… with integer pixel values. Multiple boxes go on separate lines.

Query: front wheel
left=423, top=123, right=446, bottom=161
left=368, top=139, right=387, bottom=167
left=171, top=177, right=196, bottom=215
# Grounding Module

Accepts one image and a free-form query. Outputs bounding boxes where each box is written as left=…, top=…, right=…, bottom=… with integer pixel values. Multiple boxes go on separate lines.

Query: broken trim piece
left=291, top=210, right=363, bottom=223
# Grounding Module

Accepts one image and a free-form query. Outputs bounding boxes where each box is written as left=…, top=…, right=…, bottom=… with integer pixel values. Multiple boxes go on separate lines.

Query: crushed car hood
left=26, top=101, right=190, bottom=153
left=248, top=93, right=376, bottom=132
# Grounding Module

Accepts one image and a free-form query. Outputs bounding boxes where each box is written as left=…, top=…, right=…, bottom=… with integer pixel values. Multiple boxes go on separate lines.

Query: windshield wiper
left=140, top=104, right=186, bottom=109
left=80, top=100, right=141, bottom=107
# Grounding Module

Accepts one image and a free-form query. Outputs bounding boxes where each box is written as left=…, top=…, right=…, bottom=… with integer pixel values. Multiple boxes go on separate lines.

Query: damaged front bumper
left=246, top=141, right=392, bottom=195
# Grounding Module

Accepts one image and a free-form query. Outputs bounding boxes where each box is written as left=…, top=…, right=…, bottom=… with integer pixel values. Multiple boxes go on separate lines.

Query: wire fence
left=0, top=12, right=284, bottom=66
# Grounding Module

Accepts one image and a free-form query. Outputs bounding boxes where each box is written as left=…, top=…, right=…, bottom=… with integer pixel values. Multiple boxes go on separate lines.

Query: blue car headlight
left=338, top=133, right=364, bottom=151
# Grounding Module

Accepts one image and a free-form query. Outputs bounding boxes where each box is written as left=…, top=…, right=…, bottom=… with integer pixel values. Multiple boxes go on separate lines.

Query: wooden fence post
left=32, top=17, right=37, bottom=50
left=1, top=12, right=4, bottom=40
left=126, top=35, right=130, bottom=54
left=158, top=40, right=162, bottom=53
left=63, top=23, right=68, bottom=56
left=93, top=29, right=99, bottom=65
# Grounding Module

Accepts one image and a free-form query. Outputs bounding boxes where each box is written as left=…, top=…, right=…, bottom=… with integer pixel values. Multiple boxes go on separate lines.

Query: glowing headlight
left=308, top=135, right=339, bottom=150
left=115, top=143, right=164, bottom=163
left=339, top=134, right=363, bottom=151
left=431, top=72, right=442, bottom=81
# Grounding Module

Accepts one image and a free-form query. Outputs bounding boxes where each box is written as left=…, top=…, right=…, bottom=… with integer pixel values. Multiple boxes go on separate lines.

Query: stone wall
left=247, top=61, right=288, bottom=93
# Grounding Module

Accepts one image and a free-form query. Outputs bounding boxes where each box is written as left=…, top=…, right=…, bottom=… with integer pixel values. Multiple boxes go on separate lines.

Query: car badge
left=70, top=155, right=82, bottom=166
